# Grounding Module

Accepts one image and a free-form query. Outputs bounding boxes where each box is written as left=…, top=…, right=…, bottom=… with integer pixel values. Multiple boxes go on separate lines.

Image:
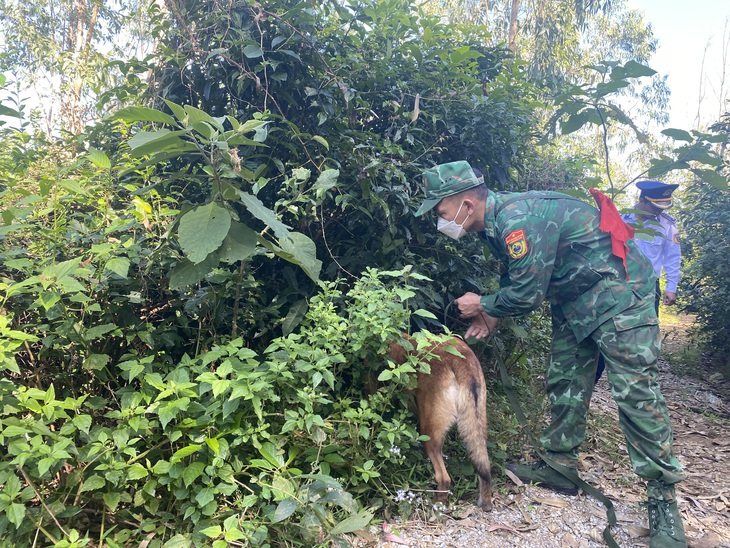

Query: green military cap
left=414, top=161, right=483, bottom=217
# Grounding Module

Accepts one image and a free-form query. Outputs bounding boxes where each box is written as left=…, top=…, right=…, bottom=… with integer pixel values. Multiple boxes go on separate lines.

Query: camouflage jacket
left=478, top=190, right=657, bottom=342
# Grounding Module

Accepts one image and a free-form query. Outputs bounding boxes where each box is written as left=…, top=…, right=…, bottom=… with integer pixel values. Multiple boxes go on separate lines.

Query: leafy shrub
left=680, top=180, right=730, bottom=373
left=1, top=258, right=479, bottom=546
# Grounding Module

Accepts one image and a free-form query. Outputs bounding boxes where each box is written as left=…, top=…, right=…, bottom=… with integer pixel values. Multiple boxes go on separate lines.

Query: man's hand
left=464, top=313, right=499, bottom=340
left=663, top=292, right=677, bottom=306
left=455, top=292, right=485, bottom=319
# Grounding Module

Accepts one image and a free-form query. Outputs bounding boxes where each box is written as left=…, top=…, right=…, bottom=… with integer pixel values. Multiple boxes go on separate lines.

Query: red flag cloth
left=588, top=188, right=635, bottom=280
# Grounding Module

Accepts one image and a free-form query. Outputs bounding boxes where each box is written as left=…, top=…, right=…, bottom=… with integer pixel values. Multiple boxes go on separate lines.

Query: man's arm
left=479, top=213, right=560, bottom=317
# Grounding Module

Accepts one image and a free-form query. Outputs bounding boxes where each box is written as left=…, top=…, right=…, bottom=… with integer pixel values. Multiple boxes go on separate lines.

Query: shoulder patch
left=672, top=232, right=681, bottom=245
left=505, top=229, right=528, bottom=259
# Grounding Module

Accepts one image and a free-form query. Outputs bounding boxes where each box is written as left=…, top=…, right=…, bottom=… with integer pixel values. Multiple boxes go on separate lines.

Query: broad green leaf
left=87, top=147, right=111, bottom=169
left=171, top=444, right=202, bottom=463
left=271, top=476, right=296, bottom=500
left=80, top=475, right=106, bottom=492
left=195, top=487, right=215, bottom=507
left=258, top=443, right=285, bottom=468
left=692, top=169, right=728, bottom=190
left=292, top=167, right=310, bottom=181
left=58, top=179, right=88, bottom=195
left=128, top=129, right=191, bottom=157
left=509, top=324, right=529, bottom=338
left=205, top=437, right=220, bottom=455
left=37, top=457, right=56, bottom=477
left=199, top=526, right=222, bottom=539
left=311, top=135, right=329, bottom=150
left=224, top=528, right=246, bottom=542
left=560, top=111, right=591, bottom=135
left=377, top=370, right=393, bottom=381
left=184, top=105, right=223, bottom=131
left=413, top=309, right=437, bottom=319
left=278, top=233, right=322, bottom=282
left=661, top=128, right=693, bottom=142
left=595, top=79, right=629, bottom=98
left=178, top=203, right=232, bottom=264
left=110, top=106, right=177, bottom=126
left=313, top=168, right=339, bottom=196
left=103, top=492, right=121, bottom=512
left=192, top=121, right=214, bottom=139
left=72, top=414, right=92, bottom=434
left=243, top=44, right=263, bottom=58
left=44, top=383, right=55, bottom=404
left=329, top=509, right=374, bottom=535
left=620, top=60, right=656, bottom=79
left=2, top=425, right=29, bottom=437
left=85, top=323, right=117, bottom=340
left=55, top=275, right=86, bottom=294
left=238, top=192, right=291, bottom=239
left=44, top=258, right=80, bottom=279
left=163, top=100, right=187, bottom=122
left=127, top=463, right=148, bottom=480
left=183, top=461, right=206, bottom=487
left=105, top=257, right=130, bottom=278
left=169, top=257, right=217, bottom=290
left=162, top=534, right=194, bottom=548
left=270, top=498, right=298, bottom=523
left=282, top=299, right=308, bottom=336
left=226, top=135, right=265, bottom=147
left=6, top=503, right=25, bottom=528
left=0, top=104, right=19, bottom=118
left=219, top=222, right=258, bottom=263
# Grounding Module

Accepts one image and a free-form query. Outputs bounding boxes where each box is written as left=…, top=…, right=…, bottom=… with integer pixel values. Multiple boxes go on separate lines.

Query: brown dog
left=388, top=335, right=493, bottom=511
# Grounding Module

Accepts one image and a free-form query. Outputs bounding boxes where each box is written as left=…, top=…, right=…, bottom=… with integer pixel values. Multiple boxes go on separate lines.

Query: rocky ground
left=368, top=314, right=730, bottom=548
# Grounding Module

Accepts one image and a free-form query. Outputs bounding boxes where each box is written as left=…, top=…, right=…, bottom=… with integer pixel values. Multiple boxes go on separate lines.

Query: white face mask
left=437, top=201, right=470, bottom=240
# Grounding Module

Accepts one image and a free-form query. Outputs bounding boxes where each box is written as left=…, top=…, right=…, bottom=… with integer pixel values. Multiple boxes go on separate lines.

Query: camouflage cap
left=415, top=161, right=483, bottom=217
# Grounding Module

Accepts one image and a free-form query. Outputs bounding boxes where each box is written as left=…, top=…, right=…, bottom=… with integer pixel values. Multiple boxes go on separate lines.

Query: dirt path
left=372, top=315, right=730, bottom=548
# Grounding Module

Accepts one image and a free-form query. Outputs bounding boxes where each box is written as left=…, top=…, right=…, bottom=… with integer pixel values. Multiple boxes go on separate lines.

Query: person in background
left=625, top=180, right=681, bottom=313
left=595, top=180, right=681, bottom=382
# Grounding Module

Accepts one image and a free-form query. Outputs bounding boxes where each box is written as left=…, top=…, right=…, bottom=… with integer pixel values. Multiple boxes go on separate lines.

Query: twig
left=18, top=465, right=69, bottom=539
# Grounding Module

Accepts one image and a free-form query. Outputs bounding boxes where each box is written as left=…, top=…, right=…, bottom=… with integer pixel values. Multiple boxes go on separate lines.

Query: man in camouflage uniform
left=415, top=161, right=687, bottom=548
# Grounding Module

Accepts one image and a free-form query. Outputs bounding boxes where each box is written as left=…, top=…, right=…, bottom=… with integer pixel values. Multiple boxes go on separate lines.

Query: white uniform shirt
left=622, top=212, right=681, bottom=293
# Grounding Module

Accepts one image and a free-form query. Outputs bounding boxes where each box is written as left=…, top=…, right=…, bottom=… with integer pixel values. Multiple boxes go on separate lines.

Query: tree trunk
left=508, top=0, right=521, bottom=52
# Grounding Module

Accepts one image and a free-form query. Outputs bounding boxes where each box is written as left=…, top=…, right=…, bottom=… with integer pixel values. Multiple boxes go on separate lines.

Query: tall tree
left=0, top=0, right=153, bottom=134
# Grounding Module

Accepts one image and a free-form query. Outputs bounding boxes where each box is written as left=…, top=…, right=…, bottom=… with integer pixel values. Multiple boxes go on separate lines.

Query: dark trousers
left=595, top=281, right=661, bottom=382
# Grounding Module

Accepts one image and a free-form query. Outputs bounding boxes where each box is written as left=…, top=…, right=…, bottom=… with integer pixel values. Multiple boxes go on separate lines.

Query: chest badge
left=505, top=229, right=528, bottom=259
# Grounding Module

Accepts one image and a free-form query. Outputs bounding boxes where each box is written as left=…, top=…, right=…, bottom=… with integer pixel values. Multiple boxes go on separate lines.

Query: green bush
left=680, top=179, right=730, bottom=374
left=1, top=253, right=478, bottom=546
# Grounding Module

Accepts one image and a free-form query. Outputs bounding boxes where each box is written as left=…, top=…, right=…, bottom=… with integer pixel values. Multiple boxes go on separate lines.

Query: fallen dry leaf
left=505, top=469, right=524, bottom=487
left=688, top=531, right=725, bottom=548
left=532, top=496, right=570, bottom=508
left=626, top=524, right=650, bottom=538
left=353, top=529, right=378, bottom=543
left=381, top=522, right=409, bottom=545
left=487, top=523, right=522, bottom=535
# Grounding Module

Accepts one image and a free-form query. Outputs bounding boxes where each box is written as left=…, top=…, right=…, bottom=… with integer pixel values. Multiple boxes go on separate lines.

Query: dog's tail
left=450, top=341, right=492, bottom=506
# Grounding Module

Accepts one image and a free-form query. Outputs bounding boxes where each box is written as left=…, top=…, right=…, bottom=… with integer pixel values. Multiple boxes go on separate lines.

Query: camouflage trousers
left=540, top=292, right=686, bottom=486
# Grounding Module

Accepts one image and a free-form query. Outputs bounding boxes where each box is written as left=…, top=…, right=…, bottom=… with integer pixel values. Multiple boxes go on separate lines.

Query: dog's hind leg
left=417, top=385, right=457, bottom=503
